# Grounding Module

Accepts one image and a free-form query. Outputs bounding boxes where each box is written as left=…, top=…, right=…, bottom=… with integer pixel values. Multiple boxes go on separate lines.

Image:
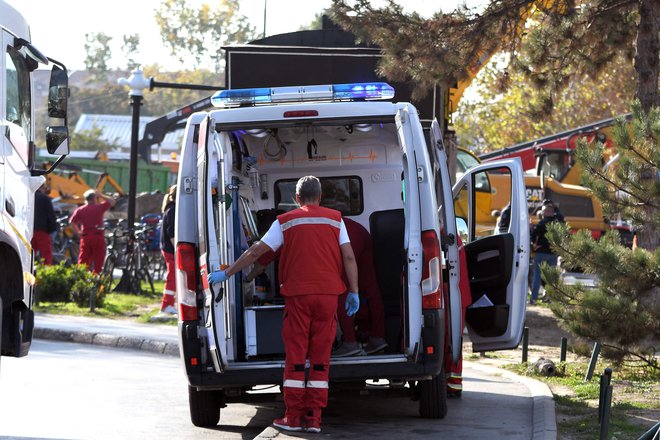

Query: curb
left=33, top=327, right=180, bottom=357
left=467, top=361, right=557, bottom=440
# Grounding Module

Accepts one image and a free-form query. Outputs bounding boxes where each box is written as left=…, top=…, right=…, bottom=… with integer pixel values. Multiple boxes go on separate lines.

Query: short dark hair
left=296, top=176, right=321, bottom=203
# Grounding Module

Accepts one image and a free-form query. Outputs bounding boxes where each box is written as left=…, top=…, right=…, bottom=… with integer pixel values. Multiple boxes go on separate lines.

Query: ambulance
left=174, top=82, right=529, bottom=426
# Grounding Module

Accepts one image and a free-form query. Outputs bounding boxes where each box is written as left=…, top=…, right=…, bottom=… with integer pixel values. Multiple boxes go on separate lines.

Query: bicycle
left=100, top=220, right=155, bottom=295
left=51, top=215, right=79, bottom=265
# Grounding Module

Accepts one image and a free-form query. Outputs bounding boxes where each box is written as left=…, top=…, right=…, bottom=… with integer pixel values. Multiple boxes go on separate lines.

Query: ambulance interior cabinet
left=244, top=305, right=285, bottom=357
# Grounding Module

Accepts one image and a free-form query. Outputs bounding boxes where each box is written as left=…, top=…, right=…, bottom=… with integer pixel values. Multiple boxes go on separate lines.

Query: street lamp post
left=116, top=69, right=151, bottom=294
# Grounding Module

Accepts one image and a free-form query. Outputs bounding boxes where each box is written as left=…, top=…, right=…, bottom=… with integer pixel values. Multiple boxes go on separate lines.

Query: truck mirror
left=48, top=64, right=68, bottom=119
left=46, top=125, right=69, bottom=155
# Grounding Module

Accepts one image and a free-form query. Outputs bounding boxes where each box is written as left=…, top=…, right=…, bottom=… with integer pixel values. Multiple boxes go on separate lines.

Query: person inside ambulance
left=332, top=217, right=388, bottom=357
left=207, top=175, right=359, bottom=433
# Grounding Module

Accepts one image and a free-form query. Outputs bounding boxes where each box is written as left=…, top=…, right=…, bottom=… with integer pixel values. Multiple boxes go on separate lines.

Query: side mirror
left=46, top=125, right=69, bottom=155
left=48, top=64, right=68, bottom=118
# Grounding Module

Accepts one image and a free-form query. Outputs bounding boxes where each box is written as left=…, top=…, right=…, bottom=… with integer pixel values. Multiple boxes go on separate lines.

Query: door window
left=5, top=47, right=31, bottom=165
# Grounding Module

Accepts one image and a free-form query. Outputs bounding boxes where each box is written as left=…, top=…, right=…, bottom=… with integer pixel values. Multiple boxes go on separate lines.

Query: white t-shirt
left=261, top=218, right=350, bottom=251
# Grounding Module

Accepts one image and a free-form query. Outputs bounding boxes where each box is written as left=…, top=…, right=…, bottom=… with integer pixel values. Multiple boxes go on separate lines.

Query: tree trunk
left=634, top=0, right=660, bottom=250
left=634, top=0, right=660, bottom=112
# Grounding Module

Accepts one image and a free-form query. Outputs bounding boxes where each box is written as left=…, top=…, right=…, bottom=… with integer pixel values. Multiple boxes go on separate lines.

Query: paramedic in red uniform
left=207, top=176, right=359, bottom=434
left=333, top=217, right=387, bottom=356
left=444, top=234, right=473, bottom=396
left=69, top=189, right=115, bottom=273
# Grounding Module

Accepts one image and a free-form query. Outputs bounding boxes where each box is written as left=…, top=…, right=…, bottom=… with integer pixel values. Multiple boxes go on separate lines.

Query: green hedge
left=35, top=262, right=105, bottom=308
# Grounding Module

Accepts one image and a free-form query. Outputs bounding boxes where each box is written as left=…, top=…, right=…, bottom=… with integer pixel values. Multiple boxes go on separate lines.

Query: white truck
left=1, top=0, right=69, bottom=359
left=174, top=82, right=529, bottom=425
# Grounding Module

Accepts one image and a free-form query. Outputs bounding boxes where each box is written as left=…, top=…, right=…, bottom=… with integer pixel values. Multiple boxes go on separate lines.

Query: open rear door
left=196, top=115, right=229, bottom=371
left=452, top=158, right=529, bottom=351
left=430, top=119, right=462, bottom=363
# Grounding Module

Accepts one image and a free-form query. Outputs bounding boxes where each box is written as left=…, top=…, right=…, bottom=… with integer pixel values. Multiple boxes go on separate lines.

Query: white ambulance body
left=1, top=0, right=69, bottom=359
left=174, top=83, right=529, bottom=426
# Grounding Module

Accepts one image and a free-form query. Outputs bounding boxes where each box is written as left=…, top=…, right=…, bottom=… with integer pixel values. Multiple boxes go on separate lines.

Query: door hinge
left=182, top=176, right=195, bottom=193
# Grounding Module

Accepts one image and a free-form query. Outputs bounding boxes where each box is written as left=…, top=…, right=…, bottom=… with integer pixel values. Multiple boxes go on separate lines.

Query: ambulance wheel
left=418, top=369, right=448, bottom=419
left=188, top=385, right=224, bottom=427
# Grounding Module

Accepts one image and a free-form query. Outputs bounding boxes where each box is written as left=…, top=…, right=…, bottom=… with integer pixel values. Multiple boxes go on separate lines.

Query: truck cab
left=1, top=0, right=69, bottom=359
left=174, top=82, right=529, bottom=426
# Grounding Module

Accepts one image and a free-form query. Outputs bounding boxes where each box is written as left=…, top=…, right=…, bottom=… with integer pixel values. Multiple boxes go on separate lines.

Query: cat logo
left=526, top=187, right=544, bottom=209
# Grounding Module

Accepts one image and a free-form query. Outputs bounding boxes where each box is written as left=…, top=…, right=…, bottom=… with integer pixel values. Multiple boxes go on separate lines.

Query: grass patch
left=35, top=279, right=162, bottom=320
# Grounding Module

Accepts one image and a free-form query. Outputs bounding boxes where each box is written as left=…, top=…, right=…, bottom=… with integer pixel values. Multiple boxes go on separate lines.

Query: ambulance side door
left=430, top=119, right=462, bottom=362
left=196, top=115, right=229, bottom=371
left=452, top=158, right=530, bottom=351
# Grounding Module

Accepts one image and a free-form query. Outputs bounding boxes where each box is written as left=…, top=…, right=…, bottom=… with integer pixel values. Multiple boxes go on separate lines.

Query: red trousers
left=161, top=250, right=176, bottom=309
left=32, top=230, right=53, bottom=265
left=78, top=234, right=106, bottom=274
left=337, top=290, right=385, bottom=342
left=444, top=236, right=473, bottom=393
left=282, top=294, right=338, bottom=425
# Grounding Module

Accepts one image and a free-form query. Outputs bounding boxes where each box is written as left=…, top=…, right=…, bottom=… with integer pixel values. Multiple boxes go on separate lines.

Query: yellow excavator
left=44, top=166, right=126, bottom=206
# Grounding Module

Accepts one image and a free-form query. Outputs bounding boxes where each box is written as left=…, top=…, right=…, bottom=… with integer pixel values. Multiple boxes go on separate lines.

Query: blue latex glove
left=208, top=270, right=228, bottom=285
left=345, top=292, right=360, bottom=317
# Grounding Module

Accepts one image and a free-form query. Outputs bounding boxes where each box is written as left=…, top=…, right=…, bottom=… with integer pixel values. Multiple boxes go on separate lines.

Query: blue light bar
left=211, top=82, right=395, bottom=107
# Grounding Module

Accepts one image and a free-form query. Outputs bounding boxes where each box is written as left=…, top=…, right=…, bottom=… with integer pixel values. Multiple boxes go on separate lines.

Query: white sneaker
left=162, top=305, right=177, bottom=315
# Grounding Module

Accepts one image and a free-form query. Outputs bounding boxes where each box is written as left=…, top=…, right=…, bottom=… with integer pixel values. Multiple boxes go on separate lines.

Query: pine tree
left=542, top=104, right=660, bottom=369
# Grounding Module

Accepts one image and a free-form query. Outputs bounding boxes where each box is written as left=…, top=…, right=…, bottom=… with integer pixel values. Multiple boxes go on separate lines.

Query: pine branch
left=601, top=342, right=660, bottom=370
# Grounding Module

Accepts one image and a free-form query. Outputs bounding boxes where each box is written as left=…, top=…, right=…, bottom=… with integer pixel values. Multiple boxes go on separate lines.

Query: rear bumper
left=181, top=308, right=445, bottom=391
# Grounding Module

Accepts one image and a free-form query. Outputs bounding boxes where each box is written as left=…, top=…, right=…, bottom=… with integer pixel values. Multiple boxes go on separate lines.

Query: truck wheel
left=188, top=385, right=223, bottom=427
left=418, top=369, right=448, bottom=419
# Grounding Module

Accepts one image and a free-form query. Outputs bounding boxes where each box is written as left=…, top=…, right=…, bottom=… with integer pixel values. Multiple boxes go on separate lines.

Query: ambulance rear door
left=430, top=119, right=463, bottom=363
left=395, top=106, right=425, bottom=355
left=452, top=158, right=530, bottom=351
left=196, top=115, right=229, bottom=371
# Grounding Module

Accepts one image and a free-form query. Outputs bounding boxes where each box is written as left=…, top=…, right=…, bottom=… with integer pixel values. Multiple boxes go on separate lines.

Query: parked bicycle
left=51, top=215, right=79, bottom=265
left=100, top=220, right=155, bottom=295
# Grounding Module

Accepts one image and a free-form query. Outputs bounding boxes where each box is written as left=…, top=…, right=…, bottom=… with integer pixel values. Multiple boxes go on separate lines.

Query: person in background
left=154, top=185, right=177, bottom=319
left=332, top=217, right=388, bottom=357
left=207, top=176, right=359, bottom=434
left=529, top=201, right=564, bottom=304
left=31, top=183, right=57, bottom=264
left=69, top=189, right=115, bottom=274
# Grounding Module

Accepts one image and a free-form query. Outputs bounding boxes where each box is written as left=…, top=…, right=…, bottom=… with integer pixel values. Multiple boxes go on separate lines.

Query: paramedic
left=333, top=217, right=388, bottom=357
left=69, top=189, right=115, bottom=273
left=530, top=201, right=564, bottom=304
left=31, top=183, right=57, bottom=264
left=207, top=175, right=359, bottom=433
left=155, top=185, right=177, bottom=318
left=444, top=233, right=473, bottom=397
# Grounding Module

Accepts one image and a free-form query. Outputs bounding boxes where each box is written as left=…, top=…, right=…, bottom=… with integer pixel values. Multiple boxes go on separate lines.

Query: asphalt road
left=0, top=339, right=547, bottom=439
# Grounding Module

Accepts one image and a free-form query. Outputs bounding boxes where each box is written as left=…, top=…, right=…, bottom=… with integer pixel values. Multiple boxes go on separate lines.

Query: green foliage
left=122, top=34, right=141, bottom=71
left=542, top=221, right=660, bottom=368
left=84, top=33, right=113, bottom=80
left=575, top=102, right=660, bottom=248
left=70, top=127, right=122, bottom=152
left=155, top=0, right=256, bottom=72
left=455, top=57, right=635, bottom=153
left=35, top=262, right=105, bottom=308
left=34, top=291, right=160, bottom=319
left=330, top=0, right=658, bottom=116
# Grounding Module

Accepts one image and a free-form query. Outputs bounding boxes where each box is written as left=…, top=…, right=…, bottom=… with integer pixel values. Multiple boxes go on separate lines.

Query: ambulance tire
left=418, top=369, right=448, bottom=419
left=188, top=385, right=223, bottom=427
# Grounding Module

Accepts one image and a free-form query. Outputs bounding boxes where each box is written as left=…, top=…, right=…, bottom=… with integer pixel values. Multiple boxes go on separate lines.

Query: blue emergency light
left=211, top=82, right=395, bottom=107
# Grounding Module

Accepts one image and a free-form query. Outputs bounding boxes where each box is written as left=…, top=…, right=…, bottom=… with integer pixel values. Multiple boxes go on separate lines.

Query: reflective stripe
left=163, top=289, right=176, bottom=296
left=283, top=379, right=306, bottom=389
left=448, top=373, right=462, bottom=379
left=280, top=217, right=341, bottom=232
left=447, top=383, right=463, bottom=391
left=306, top=380, right=329, bottom=389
